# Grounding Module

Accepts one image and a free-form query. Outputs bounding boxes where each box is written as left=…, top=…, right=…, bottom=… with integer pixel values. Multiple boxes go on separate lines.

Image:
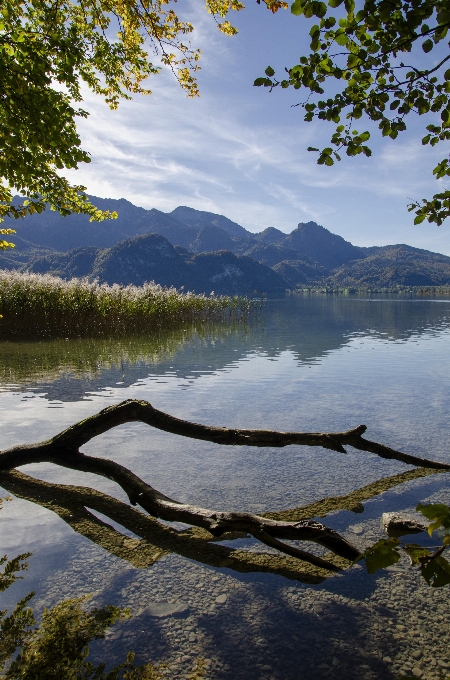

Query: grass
left=0, top=271, right=250, bottom=338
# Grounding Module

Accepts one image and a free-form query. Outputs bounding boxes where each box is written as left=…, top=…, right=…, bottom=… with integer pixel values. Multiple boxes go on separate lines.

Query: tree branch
left=2, top=399, right=447, bottom=571
left=1, top=399, right=446, bottom=469
left=0, top=470, right=346, bottom=582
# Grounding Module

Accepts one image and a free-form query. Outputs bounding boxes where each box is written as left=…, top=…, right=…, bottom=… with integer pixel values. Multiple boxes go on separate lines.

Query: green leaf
left=328, top=0, right=344, bottom=6
left=422, top=39, right=433, bottom=53
left=347, top=54, right=360, bottom=68
left=421, top=555, right=450, bottom=587
left=265, top=66, right=275, bottom=77
left=291, top=0, right=305, bottom=15
left=307, top=146, right=320, bottom=151
left=335, top=33, right=348, bottom=46
left=360, top=538, right=401, bottom=574
left=253, top=78, right=272, bottom=87
left=417, top=503, right=450, bottom=529
left=402, top=544, right=431, bottom=565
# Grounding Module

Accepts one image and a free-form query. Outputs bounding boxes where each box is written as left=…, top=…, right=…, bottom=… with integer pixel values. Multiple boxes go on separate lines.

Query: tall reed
left=0, top=271, right=249, bottom=338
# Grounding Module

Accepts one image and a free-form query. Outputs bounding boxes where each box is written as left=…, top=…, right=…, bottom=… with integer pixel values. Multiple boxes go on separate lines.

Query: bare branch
left=2, top=399, right=447, bottom=570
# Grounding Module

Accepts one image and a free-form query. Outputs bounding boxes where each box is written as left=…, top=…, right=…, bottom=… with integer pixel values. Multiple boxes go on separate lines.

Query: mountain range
left=2, top=196, right=450, bottom=294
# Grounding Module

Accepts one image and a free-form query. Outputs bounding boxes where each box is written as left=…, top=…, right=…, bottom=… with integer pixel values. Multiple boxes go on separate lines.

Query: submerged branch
left=1, top=399, right=447, bottom=570
left=1, top=399, right=449, bottom=469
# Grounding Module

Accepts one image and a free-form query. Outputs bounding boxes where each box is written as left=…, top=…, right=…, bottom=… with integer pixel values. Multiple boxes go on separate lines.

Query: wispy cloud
left=61, top=6, right=450, bottom=254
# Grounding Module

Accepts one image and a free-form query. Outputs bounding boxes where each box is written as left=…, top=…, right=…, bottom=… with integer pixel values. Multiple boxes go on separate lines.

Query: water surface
left=1, top=295, right=450, bottom=680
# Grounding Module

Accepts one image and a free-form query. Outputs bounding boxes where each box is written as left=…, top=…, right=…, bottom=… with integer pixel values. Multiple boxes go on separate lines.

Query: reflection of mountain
left=2, top=297, right=449, bottom=401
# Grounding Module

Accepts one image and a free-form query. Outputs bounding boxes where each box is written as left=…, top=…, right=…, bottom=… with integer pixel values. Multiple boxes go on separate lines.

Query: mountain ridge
left=5, top=195, right=450, bottom=292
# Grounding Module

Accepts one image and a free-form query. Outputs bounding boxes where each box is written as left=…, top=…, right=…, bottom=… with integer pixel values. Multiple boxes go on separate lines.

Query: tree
left=1, top=0, right=286, bottom=236
left=255, top=0, right=450, bottom=225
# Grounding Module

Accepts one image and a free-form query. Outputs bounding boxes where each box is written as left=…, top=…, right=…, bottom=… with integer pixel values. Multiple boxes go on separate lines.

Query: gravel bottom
left=29, top=529, right=450, bottom=680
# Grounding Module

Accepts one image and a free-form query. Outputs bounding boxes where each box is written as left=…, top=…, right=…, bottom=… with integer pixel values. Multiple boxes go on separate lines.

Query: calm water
left=1, top=295, right=450, bottom=680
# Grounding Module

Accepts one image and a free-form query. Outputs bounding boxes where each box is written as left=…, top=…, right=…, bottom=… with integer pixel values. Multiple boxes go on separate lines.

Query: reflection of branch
left=0, top=471, right=345, bottom=584
left=2, top=400, right=446, bottom=570
left=264, top=467, right=443, bottom=522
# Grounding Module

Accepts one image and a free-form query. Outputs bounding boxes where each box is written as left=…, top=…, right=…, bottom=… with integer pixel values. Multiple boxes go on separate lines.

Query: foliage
left=358, top=502, right=450, bottom=587
left=0, top=0, right=288, bottom=231
left=0, top=270, right=245, bottom=337
left=0, top=551, right=206, bottom=680
left=255, top=0, right=450, bottom=224
left=0, top=555, right=159, bottom=680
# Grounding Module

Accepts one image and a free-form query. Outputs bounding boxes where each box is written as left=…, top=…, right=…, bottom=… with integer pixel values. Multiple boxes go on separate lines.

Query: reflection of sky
left=2, top=296, right=450, bottom=402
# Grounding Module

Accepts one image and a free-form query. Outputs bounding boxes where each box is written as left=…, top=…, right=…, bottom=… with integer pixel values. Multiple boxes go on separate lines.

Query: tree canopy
left=255, top=0, right=450, bottom=224
left=0, top=0, right=284, bottom=238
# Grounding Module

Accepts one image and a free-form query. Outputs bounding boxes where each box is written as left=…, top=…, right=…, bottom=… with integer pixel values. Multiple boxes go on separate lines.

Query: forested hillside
left=4, top=197, right=450, bottom=292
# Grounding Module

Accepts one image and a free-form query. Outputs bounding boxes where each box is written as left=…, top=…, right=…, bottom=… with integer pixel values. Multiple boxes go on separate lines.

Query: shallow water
left=1, top=294, right=450, bottom=679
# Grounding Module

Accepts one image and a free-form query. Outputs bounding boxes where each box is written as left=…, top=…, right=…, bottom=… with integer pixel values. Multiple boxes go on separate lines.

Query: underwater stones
left=381, top=512, right=428, bottom=536
left=136, top=601, right=189, bottom=618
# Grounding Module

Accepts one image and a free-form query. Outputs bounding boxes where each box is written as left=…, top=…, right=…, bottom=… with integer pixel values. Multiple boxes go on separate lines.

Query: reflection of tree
left=0, top=470, right=334, bottom=584
left=264, top=467, right=442, bottom=522
left=2, top=297, right=449, bottom=403
left=0, top=321, right=247, bottom=389
left=1, top=399, right=448, bottom=582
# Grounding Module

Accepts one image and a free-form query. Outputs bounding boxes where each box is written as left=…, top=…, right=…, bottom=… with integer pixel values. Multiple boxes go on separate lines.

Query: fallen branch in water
left=0, top=470, right=349, bottom=583
left=1, top=399, right=449, bottom=469
left=2, top=399, right=447, bottom=570
left=0, top=400, right=368, bottom=570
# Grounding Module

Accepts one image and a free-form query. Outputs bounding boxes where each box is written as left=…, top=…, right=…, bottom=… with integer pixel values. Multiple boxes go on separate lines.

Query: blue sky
left=66, top=0, right=450, bottom=254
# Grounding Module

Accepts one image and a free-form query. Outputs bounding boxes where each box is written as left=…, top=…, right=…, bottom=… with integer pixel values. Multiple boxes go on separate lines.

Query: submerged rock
left=381, top=512, right=428, bottom=536
left=135, top=601, right=189, bottom=619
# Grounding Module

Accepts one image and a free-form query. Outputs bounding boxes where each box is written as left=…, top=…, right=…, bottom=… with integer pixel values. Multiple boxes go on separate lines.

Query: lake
left=1, top=294, right=450, bottom=680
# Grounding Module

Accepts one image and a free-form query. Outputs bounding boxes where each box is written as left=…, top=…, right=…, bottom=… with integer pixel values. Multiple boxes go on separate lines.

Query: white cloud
left=59, top=6, right=450, bottom=254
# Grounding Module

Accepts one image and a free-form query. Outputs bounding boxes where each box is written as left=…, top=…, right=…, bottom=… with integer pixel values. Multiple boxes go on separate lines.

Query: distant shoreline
left=288, top=286, right=450, bottom=296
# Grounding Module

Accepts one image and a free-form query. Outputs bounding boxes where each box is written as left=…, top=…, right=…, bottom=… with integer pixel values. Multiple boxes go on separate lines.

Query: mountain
left=25, top=233, right=288, bottom=295
left=5, top=197, right=198, bottom=252
left=5, top=194, right=450, bottom=291
left=189, top=225, right=245, bottom=254
left=282, top=221, right=364, bottom=270
left=170, top=206, right=254, bottom=240
left=255, top=227, right=287, bottom=245
left=241, top=243, right=307, bottom=268
left=327, top=244, right=450, bottom=288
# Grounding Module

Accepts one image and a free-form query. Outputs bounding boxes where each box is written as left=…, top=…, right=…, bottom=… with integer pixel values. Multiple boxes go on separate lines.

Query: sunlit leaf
left=402, top=544, right=431, bottom=565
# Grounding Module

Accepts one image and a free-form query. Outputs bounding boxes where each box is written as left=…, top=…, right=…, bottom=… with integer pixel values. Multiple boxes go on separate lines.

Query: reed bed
left=0, top=271, right=250, bottom=338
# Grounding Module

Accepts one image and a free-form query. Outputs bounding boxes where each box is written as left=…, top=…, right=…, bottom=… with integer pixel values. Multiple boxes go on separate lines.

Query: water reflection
left=1, top=295, right=449, bottom=402
left=0, top=466, right=441, bottom=585
left=2, top=295, right=450, bottom=679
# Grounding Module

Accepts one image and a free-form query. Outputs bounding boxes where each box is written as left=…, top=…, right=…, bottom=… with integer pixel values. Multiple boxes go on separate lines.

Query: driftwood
left=1, top=399, right=448, bottom=571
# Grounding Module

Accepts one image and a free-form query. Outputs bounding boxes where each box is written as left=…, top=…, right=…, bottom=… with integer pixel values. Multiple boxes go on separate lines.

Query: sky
left=66, top=0, right=450, bottom=255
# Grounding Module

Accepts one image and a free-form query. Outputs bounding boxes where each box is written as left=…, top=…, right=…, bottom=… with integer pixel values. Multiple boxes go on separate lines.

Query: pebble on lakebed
left=28, top=497, right=450, bottom=680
